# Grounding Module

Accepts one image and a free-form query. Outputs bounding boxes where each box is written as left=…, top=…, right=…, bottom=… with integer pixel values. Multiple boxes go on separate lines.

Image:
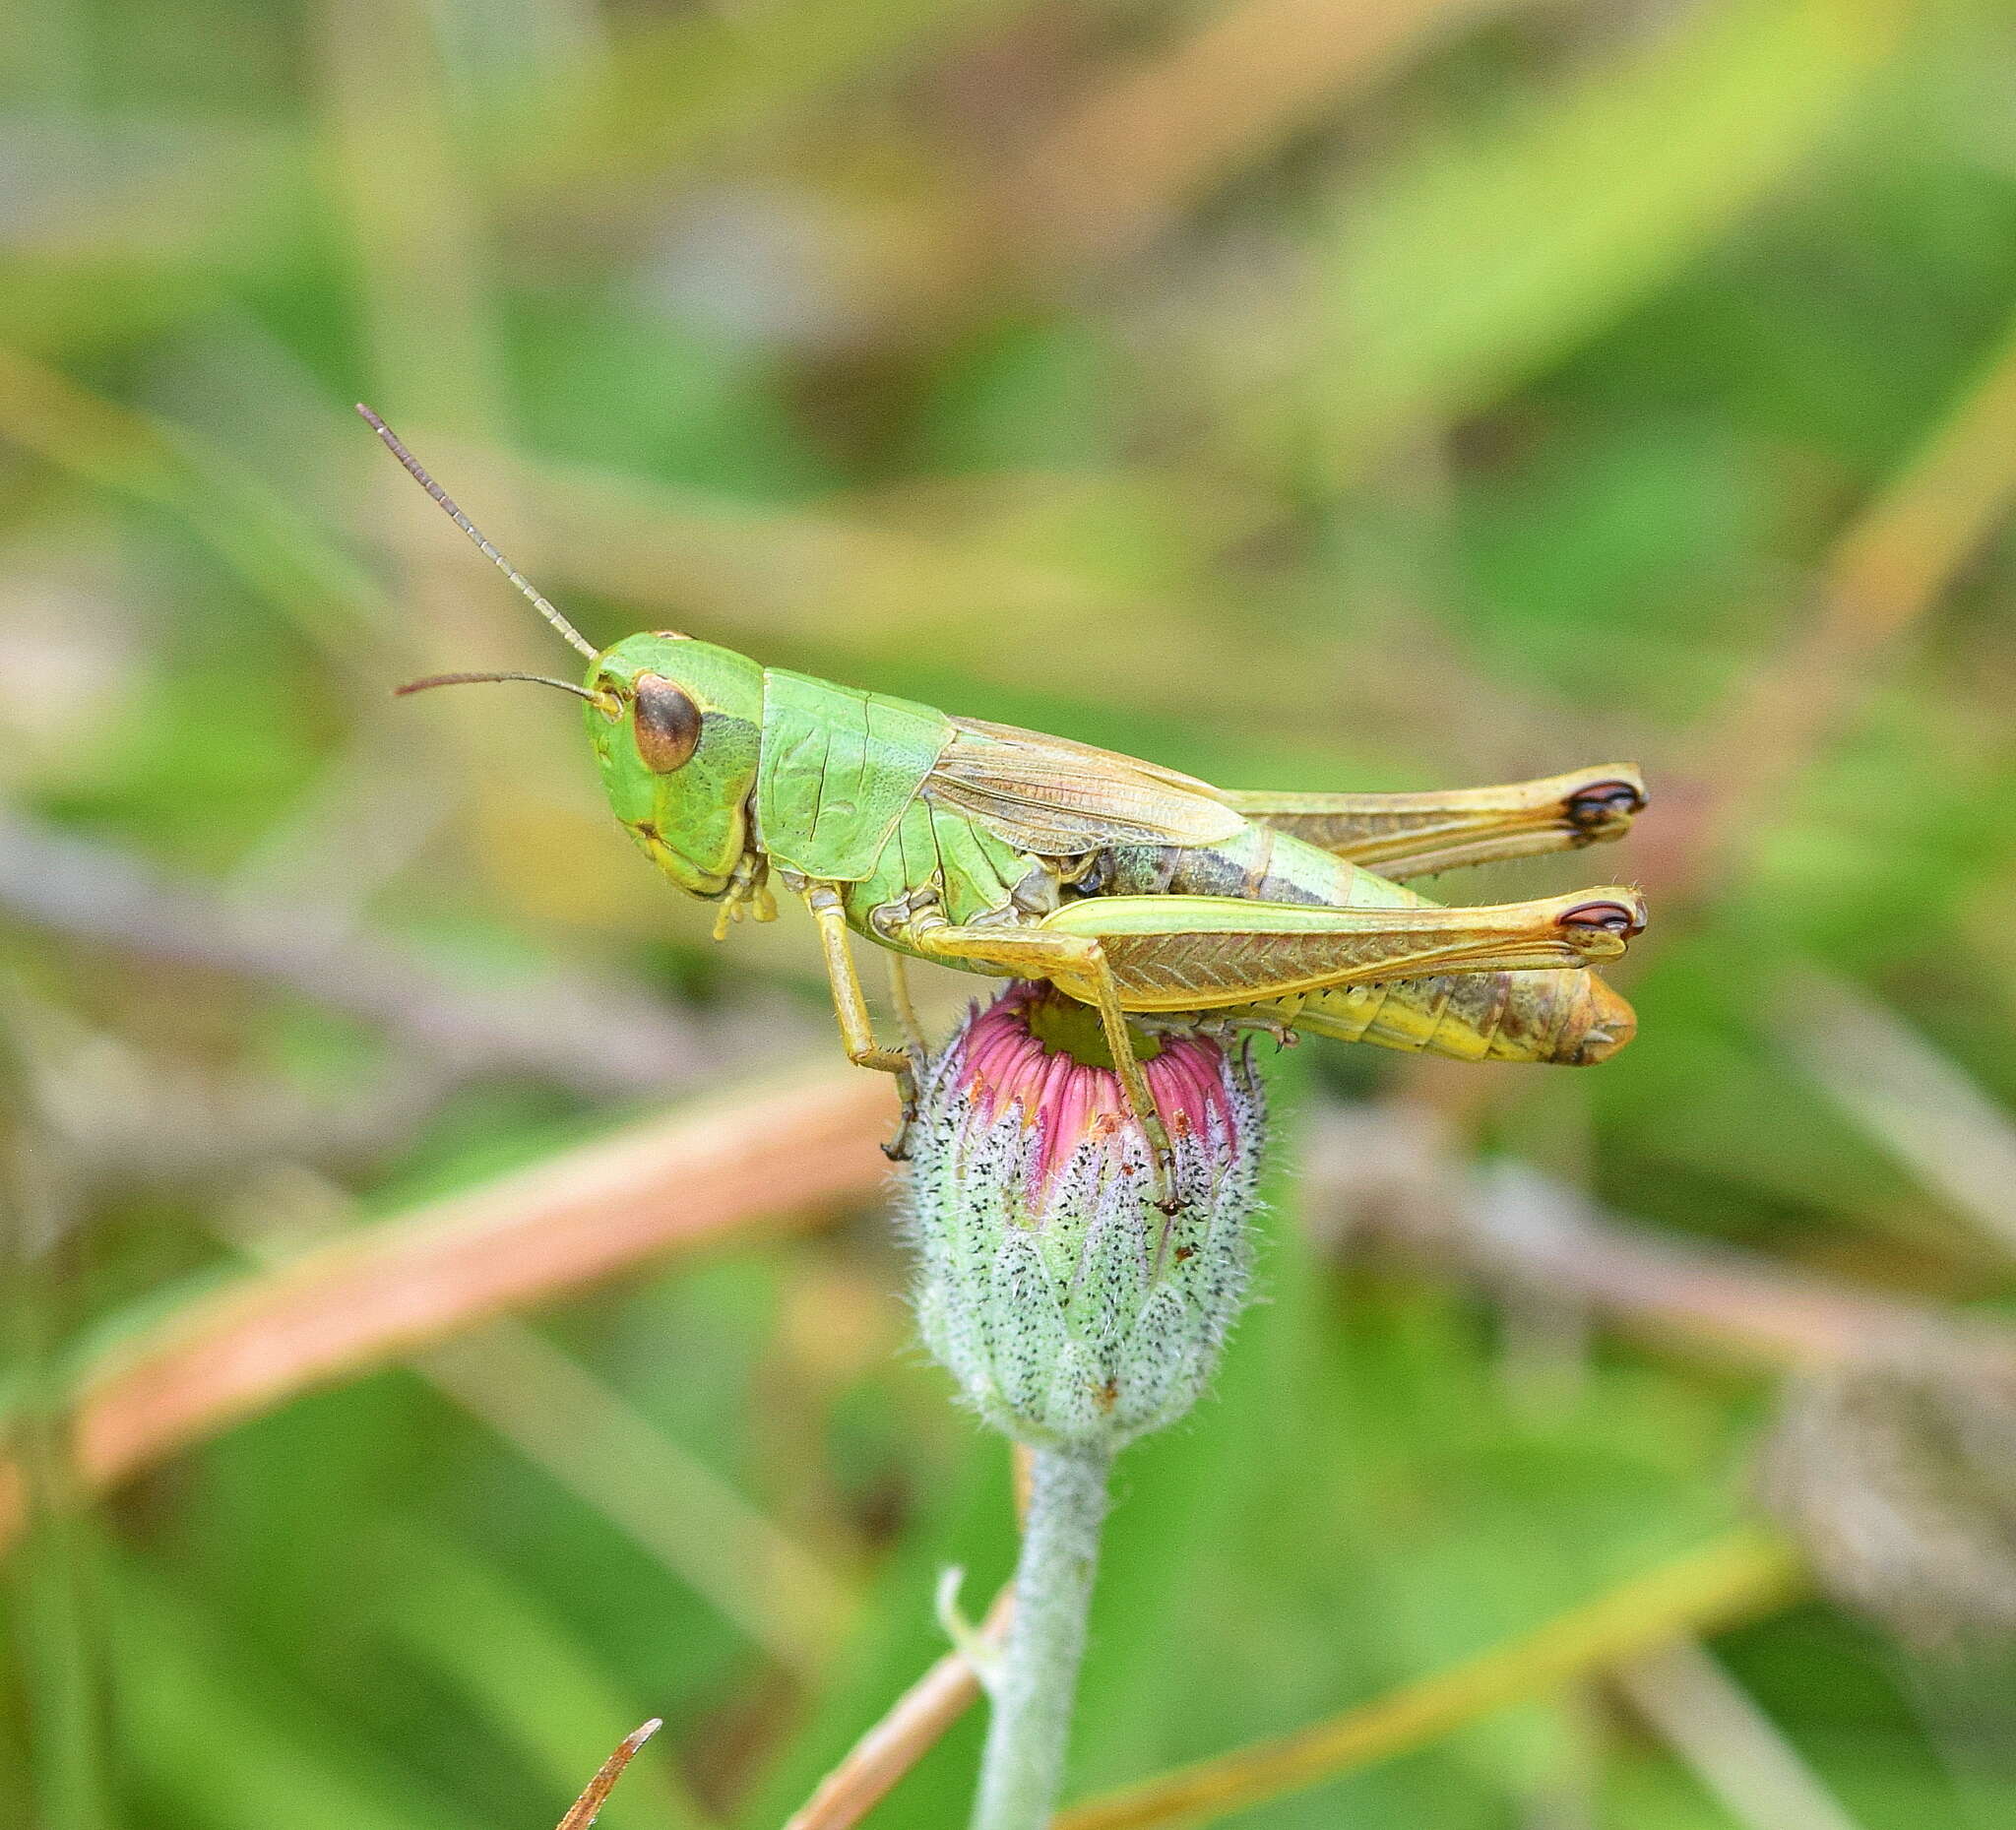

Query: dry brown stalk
left=1008, top=0, right=1502, bottom=263
left=1769, top=963, right=2016, bottom=1263
left=0, top=808, right=701, bottom=1100
left=1660, top=304, right=2016, bottom=899
left=1455, top=1162, right=1971, bottom=1372
left=9, top=1063, right=1975, bottom=1573
left=0, top=1067, right=892, bottom=1554
left=1304, top=1107, right=1991, bottom=1373
left=780, top=1586, right=1015, bottom=1830
left=1054, top=1530, right=1803, bottom=1830
left=557, top=1719, right=662, bottom=1830
left=1613, top=1639, right=1865, bottom=1830
left=206, top=1176, right=856, bottom=1680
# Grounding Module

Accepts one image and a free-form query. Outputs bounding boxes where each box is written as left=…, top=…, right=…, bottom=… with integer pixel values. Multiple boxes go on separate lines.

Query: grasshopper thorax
left=586, top=633, right=766, bottom=900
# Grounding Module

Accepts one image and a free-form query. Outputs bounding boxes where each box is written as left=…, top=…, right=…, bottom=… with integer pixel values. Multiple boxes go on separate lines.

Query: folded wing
left=926, top=716, right=1246, bottom=855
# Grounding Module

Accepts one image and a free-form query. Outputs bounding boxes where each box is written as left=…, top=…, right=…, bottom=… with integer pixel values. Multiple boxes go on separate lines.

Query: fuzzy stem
left=971, top=1445, right=1114, bottom=1830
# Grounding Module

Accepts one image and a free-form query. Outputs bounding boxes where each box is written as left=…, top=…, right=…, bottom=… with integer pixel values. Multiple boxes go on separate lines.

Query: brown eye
left=632, top=673, right=702, bottom=773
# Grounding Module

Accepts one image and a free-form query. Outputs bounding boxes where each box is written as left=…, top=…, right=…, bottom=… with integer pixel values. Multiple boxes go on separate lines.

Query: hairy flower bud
left=900, top=985, right=1262, bottom=1452
left=1760, top=1345, right=2016, bottom=1647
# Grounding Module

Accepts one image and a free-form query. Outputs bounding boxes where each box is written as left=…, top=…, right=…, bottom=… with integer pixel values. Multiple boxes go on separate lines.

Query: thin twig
left=422, top=1325, right=857, bottom=1678
left=1771, top=963, right=2016, bottom=1261
left=1459, top=1162, right=1970, bottom=1372
left=0, top=1067, right=893, bottom=1555
left=557, top=1720, right=662, bottom=1830
left=1305, top=1105, right=1985, bottom=1372
left=768, top=1374, right=1812, bottom=1830
left=1053, top=1530, right=1804, bottom=1830
left=12, top=980, right=462, bottom=1184
left=0, top=344, right=388, bottom=656
left=0, top=807, right=703, bottom=1098
left=1615, top=1638, right=1867, bottom=1830
left=781, top=1587, right=1014, bottom=1830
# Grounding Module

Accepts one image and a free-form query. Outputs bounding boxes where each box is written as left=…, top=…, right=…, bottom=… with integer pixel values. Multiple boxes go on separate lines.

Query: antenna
left=394, top=669, right=609, bottom=705
left=356, top=404, right=599, bottom=662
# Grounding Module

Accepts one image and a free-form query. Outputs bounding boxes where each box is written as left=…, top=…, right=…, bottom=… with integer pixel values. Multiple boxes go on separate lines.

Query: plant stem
left=3, top=999, right=116, bottom=1830
left=972, top=1445, right=1114, bottom=1830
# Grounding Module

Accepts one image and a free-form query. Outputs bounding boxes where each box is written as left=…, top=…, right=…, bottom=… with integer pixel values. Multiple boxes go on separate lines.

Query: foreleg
left=801, top=883, right=920, bottom=1158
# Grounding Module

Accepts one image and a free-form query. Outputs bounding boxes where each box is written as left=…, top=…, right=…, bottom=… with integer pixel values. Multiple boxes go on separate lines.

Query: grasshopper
left=363, top=408, right=1645, bottom=1193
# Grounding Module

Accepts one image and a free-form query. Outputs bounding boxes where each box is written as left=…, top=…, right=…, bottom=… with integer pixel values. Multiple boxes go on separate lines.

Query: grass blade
left=0, top=1069, right=890, bottom=1555
left=1055, top=1530, right=1803, bottom=1830
left=1310, top=0, right=1912, bottom=478
left=556, top=1720, right=662, bottom=1830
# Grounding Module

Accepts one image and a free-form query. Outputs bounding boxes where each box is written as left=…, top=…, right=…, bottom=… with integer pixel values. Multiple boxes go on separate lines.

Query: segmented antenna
left=393, top=669, right=607, bottom=703
left=355, top=404, right=599, bottom=662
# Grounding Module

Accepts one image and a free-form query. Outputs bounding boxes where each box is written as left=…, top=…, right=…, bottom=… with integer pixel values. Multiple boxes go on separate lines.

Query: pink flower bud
left=902, top=985, right=1263, bottom=1450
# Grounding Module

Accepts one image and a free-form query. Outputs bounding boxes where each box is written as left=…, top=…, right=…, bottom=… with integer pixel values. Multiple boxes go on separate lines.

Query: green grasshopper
left=364, top=408, right=1645, bottom=1193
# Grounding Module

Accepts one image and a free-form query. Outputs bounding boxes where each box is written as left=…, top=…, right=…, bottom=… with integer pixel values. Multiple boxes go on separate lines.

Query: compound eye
left=632, top=673, right=702, bottom=773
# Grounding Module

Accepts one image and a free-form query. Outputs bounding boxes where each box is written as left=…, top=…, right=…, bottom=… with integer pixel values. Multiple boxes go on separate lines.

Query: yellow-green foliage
left=6, top=1, right=2016, bottom=1825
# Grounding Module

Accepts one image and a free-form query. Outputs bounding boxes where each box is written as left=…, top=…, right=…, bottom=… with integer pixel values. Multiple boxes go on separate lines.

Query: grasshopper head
left=355, top=409, right=765, bottom=903
left=587, top=633, right=766, bottom=899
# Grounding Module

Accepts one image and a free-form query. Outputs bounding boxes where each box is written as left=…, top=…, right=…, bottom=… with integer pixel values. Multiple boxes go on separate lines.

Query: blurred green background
left=8, top=0, right=2016, bottom=1824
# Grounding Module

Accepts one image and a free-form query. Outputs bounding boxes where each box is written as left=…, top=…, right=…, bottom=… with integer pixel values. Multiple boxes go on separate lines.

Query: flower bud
left=900, top=986, right=1263, bottom=1451
left=1760, top=1345, right=2016, bottom=1647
